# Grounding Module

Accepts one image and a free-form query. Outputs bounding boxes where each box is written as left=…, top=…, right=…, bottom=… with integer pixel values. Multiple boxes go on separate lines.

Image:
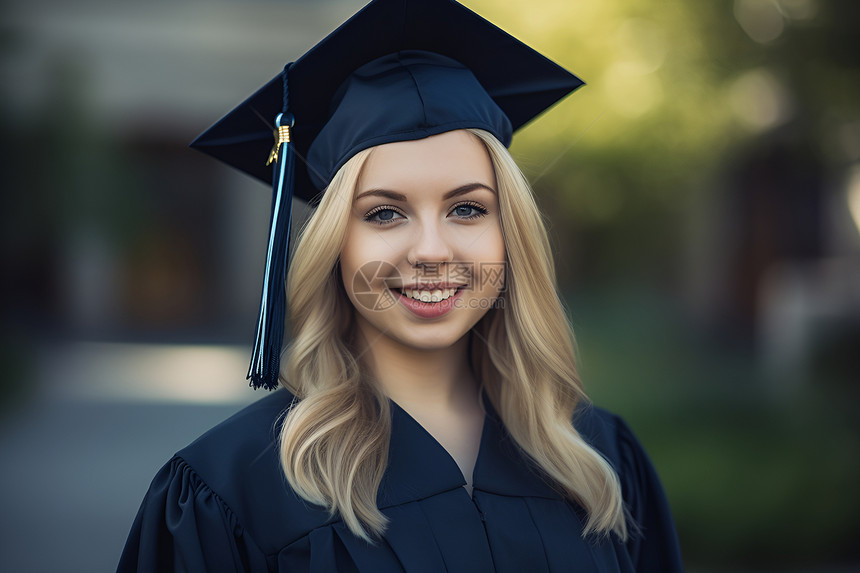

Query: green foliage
left=568, top=287, right=860, bottom=568
left=465, top=0, right=860, bottom=284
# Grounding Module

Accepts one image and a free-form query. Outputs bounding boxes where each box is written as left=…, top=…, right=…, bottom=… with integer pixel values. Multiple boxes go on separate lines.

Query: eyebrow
left=354, top=182, right=496, bottom=202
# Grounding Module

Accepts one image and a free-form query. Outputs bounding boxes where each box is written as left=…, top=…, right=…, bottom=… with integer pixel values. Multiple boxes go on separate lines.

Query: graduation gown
left=117, top=389, right=684, bottom=572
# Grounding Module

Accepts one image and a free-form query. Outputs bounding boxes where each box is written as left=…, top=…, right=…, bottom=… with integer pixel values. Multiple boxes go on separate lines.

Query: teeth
left=401, top=287, right=458, bottom=302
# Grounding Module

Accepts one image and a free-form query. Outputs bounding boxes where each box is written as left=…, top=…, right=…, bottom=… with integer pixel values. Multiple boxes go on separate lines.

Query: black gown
left=118, top=389, right=684, bottom=572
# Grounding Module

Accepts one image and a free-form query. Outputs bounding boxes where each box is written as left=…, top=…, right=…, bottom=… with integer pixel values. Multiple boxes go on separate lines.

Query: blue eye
left=450, top=202, right=488, bottom=219
left=364, top=206, right=405, bottom=225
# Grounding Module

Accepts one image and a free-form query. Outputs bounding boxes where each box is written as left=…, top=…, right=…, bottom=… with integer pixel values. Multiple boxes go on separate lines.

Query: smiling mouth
left=394, top=286, right=463, bottom=303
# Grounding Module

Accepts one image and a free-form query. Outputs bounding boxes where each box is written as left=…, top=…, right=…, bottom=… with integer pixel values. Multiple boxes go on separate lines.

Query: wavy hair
left=278, top=129, right=627, bottom=541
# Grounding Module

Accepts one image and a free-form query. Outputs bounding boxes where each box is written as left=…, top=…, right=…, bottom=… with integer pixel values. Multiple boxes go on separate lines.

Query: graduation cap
left=191, top=0, right=584, bottom=391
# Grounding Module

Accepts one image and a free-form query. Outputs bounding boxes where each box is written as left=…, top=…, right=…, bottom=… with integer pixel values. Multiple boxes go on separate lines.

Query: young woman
left=118, top=1, right=684, bottom=571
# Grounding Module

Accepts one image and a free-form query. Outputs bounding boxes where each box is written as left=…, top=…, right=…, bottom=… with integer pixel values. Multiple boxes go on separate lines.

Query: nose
left=406, top=219, right=454, bottom=267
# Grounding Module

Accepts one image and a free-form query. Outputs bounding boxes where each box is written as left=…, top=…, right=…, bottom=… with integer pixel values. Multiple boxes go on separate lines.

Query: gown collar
left=377, top=391, right=563, bottom=508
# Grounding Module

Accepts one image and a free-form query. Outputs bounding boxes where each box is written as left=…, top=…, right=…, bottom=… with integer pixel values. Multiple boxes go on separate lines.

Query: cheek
left=339, top=222, right=401, bottom=302
left=342, top=229, right=390, bottom=270
left=490, top=225, right=506, bottom=260
left=339, top=247, right=368, bottom=315
left=469, top=224, right=506, bottom=295
left=465, top=220, right=505, bottom=262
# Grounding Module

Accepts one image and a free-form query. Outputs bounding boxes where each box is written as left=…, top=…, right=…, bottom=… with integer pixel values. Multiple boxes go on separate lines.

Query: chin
left=355, top=310, right=475, bottom=353
left=394, top=329, right=470, bottom=352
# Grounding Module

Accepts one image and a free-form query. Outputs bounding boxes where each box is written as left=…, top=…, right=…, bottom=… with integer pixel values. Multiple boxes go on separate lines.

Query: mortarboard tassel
left=248, top=64, right=295, bottom=390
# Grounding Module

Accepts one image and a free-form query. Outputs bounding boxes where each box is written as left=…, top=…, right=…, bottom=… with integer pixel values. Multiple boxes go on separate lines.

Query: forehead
left=356, top=130, right=495, bottom=194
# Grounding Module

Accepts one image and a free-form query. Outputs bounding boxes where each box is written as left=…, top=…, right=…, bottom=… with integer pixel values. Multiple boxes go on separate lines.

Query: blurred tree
left=466, top=0, right=860, bottom=290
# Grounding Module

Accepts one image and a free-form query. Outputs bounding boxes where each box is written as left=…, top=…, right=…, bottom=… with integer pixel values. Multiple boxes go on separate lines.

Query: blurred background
left=1, top=0, right=859, bottom=571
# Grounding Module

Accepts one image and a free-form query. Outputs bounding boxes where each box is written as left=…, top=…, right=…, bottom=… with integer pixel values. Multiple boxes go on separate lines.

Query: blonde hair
left=279, top=129, right=627, bottom=541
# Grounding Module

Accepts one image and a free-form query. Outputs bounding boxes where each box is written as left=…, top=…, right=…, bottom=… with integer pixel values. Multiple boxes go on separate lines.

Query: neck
left=354, top=324, right=479, bottom=413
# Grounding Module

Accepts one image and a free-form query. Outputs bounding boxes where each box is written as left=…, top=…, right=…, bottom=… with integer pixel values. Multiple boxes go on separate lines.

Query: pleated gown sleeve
left=117, top=456, right=269, bottom=573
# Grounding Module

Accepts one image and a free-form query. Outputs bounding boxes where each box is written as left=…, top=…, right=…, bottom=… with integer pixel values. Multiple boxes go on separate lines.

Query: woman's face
left=340, top=129, right=505, bottom=353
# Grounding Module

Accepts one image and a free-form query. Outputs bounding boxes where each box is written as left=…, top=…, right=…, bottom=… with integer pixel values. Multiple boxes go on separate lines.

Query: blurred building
left=2, top=0, right=345, bottom=346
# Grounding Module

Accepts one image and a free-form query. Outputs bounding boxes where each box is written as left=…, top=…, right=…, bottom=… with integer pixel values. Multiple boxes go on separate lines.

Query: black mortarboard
left=190, top=0, right=584, bottom=390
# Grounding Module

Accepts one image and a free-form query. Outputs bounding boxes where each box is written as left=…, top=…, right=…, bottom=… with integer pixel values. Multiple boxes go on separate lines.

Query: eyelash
left=362, top=201, right=489, bottom=226
left=363, top=205, right=405, bottom=225
left=450, top=201, right=489, bottom=220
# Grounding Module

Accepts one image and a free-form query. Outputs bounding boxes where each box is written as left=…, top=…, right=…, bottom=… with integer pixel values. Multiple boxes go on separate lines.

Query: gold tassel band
left=266, top=125, right=292, bottom=166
